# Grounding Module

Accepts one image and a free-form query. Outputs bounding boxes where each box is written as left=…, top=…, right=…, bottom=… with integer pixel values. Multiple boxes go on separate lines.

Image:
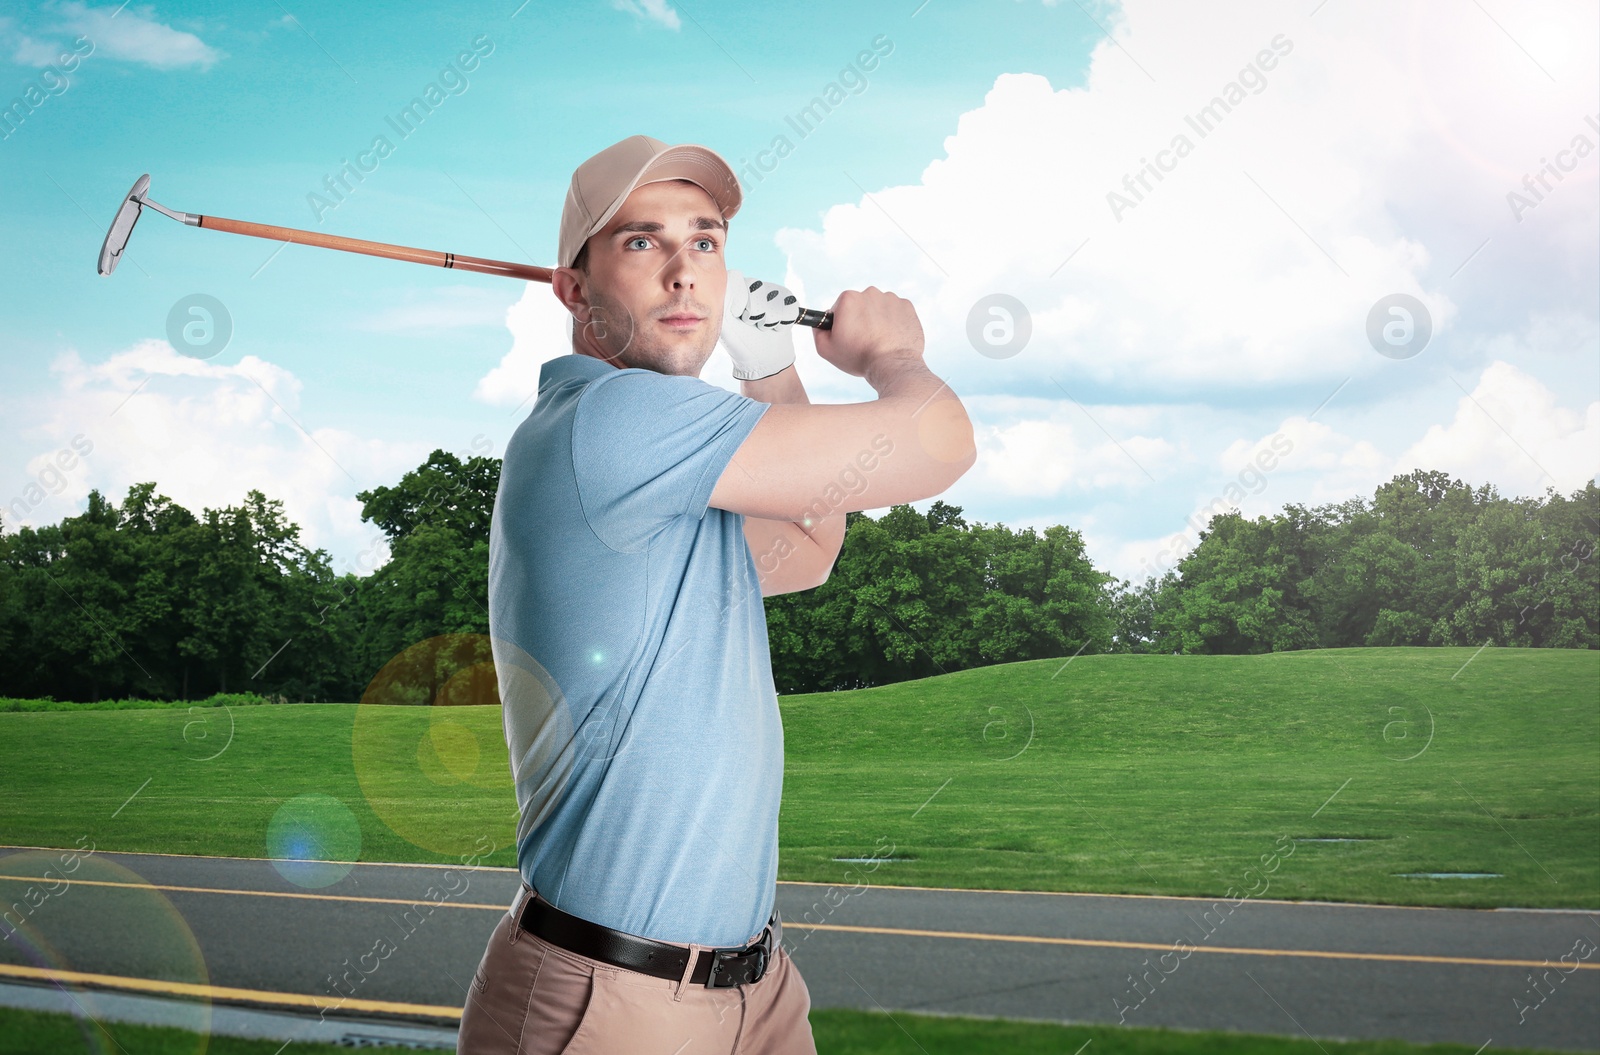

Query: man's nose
left=660, top=244, right=696, bottom=287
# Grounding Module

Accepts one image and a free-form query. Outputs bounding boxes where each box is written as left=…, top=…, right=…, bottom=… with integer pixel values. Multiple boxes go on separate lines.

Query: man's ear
left=551, top=266, right=593, bottom=323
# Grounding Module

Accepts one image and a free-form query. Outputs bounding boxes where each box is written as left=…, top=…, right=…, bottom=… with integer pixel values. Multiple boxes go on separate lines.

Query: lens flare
left=0, top=849, right=210, bottom=1054
left=266, top=794, right=362, bottom=888
left=351, top=634, right=515, bottom=857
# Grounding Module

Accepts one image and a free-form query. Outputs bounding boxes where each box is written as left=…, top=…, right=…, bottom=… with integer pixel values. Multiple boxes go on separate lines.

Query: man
left=458, top=135, right=976, bottom=1054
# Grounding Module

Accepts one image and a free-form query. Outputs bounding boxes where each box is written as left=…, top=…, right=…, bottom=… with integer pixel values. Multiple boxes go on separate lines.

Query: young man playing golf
left=458, top=134, right=976, bottom=1054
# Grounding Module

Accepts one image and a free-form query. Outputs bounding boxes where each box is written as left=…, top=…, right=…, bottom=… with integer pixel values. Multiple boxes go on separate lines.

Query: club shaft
left=196, top=214, right=554, bottom=282
left=192, top=213, right=834, bottom=328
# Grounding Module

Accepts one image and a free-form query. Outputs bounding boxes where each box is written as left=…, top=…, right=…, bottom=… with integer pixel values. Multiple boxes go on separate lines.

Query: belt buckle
left=704, top=932, right=769, bottom=988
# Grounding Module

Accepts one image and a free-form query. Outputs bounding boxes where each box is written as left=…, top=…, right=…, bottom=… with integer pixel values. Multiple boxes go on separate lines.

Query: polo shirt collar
left=539, top=352, right=618, bottom=393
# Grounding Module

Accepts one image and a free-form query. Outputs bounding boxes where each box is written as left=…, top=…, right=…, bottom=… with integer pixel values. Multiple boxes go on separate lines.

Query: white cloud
left=479, top=280, right=760, bottom=406
left=757, top=0, right=1595, bottom=580
left=962, top=397, right=1175, bottom=497
left=611, top=0, right=681, bottom=31
left=772, top=0, right=1594, bottom=401
left=1396, top=360, right=1600, bottom=496
left=45, top=2, right=223, bottom=71
left=479, top=1, right=1596, bottom=589
left=7, top=340, right=441, bottom=575
left=10, top=33, right=65, bottom=66
left=1101, top=361, right=1598, bottom=582
left=1218, top=415, right=1387, bottom=501
left=473, top=283, right=572, bottom=407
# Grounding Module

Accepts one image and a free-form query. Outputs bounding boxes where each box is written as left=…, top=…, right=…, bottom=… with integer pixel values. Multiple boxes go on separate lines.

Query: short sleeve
left=571, top=369, right=769, bottom=553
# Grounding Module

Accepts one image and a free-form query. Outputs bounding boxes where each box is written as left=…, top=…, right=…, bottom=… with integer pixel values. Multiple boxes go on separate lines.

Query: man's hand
left=721, top=269, right=803, bottom=381
left=709, top=277, right=977, bottom=523
left=809, top=287, right=926, bottom=387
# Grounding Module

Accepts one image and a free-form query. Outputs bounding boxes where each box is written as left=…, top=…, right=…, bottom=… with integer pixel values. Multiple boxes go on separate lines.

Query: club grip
left=795, top=308, right=833, bottom=330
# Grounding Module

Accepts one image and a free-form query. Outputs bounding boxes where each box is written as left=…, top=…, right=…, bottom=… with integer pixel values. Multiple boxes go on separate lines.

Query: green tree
left=970, top=522, right=1113, bottom=663
left=357, top=450, right=499, bottom=542
left=1156, top=510, right=1319, bottom=654
left=1108, top=572, right=1176, bottom=653
left=765, top=503, right=1116, bottom=692
left=1521, top=481, right=1600, bottom=648
left=4, top=491, right=157, bottom=700
left=351, top=450, right=499, bottom=702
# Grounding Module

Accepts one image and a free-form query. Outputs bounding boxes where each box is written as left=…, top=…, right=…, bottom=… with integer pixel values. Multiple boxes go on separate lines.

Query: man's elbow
left=952, top=441, right=978, bottom=479
left=763, top=573, right=827, bottom=598
left=928, top=401, right=978, bottom=488
left=800, top=539, right=839, bottom=593
left=757, top=543, right=833, bottom=597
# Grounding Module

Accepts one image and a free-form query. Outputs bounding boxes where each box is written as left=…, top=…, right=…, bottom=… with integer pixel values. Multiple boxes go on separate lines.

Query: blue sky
left=4, top=0, right=1097, bottom=420
left=2, top=0, right=1596, bottom=582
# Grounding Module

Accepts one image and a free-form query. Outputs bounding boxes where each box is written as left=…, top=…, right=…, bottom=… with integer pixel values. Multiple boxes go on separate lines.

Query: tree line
left=0, top=455, right=1593, bottom=703
left=1136, top=470, right=1597, bottom=655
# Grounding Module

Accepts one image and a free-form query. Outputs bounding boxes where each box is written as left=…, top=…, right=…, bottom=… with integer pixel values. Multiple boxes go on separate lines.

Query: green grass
left=0, top=1005, right=1576, bottom=1055
left=808, top=1009, right=1572, bottom=1054
left=0, top=1005, right=363, bottom=1055
left=1, top=648, right=1595, bottom=908
left=778, top=647, right=1599, bottom=908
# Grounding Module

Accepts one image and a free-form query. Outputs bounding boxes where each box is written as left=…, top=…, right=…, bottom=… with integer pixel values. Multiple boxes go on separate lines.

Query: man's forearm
left=739, top=362, right=808, bottom=406
left=741, top=365, right=848, bottom=565
left=865, top=353, right=978, bottom=469
left=866, top=351, right=955, bottom=406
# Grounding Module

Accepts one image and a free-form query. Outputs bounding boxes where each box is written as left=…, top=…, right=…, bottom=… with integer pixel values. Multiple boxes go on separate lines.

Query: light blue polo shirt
left=488, top=352, right=781, bottom=947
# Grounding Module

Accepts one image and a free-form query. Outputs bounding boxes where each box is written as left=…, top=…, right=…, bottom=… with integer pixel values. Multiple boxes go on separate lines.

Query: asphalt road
left=1, top=846, right=1596, bottom=1051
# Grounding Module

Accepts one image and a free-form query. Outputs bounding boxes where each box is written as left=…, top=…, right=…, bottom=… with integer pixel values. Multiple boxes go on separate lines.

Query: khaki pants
left=457, top=886, right=818, bottom=1054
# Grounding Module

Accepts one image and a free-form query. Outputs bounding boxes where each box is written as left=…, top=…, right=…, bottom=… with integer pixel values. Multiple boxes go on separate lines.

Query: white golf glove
left=721, top=269, right=802, bottom=381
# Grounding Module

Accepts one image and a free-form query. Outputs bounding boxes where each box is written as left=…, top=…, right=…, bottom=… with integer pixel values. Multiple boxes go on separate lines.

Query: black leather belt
left=518, top=890, right=776, bottom=988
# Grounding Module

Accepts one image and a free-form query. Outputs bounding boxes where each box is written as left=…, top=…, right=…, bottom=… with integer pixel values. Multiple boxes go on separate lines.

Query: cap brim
left=583, top=145, right=742, bottom=252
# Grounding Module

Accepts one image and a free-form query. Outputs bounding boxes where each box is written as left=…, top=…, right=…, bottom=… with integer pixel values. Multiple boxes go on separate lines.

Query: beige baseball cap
left=557, top=134, right=743, bottom=270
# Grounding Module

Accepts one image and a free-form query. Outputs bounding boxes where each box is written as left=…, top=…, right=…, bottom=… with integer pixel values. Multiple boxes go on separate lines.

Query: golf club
left=97, top=174, right=834, bottom=329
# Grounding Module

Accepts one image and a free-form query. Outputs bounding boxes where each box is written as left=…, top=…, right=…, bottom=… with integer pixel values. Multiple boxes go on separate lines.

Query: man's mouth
left=659, top=313, right=705, bottom=328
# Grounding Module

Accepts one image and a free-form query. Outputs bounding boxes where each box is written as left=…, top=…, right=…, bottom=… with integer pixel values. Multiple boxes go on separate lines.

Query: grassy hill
left=2, top=647, right=1594, bottom=908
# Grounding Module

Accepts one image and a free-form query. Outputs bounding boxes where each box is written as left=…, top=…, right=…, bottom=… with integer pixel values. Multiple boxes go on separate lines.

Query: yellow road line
left=0, top=874, right=507, bottom=912
left=3, top=872, right=1590, bottom=973
left=784, top=921, right=1600, bottom=970
left=0, top=963, right=462, bottom=1019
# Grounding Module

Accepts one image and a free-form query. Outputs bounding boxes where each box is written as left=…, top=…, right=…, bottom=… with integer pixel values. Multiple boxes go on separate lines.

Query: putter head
left=98, top=173, right=150, bottom=276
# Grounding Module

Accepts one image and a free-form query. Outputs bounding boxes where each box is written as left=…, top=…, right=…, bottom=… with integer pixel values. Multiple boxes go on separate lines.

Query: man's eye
left=625, top=237, right=651, bottom=250
left=694, top=238, right=718, bottom=251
